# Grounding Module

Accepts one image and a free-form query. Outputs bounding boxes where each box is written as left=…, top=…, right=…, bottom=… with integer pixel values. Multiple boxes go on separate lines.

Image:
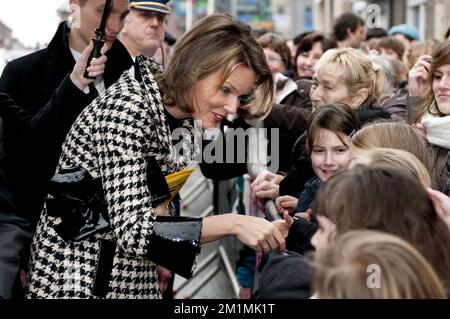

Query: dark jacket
left=254, top=252, right=314, bottom=299
left=285, top=177, right=320, bottom=254
left=0, top=22, right=133, bottom=225
left=445, top=154, right=450, bottom=196
left=296, top=177, right=321, bottom=212
left=0, top=118, right=31, bottom=299
left=199, top=117, right=250, bottom=180
left=382, top=88, right=408, bottom=122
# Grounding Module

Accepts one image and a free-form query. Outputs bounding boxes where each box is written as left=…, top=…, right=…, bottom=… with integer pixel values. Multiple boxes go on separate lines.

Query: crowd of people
left=0, top=0, right=449, bottom=299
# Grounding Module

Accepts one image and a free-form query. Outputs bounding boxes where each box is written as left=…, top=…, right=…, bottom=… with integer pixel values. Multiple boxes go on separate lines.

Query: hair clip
left=349, top=129, right=356, bottom=139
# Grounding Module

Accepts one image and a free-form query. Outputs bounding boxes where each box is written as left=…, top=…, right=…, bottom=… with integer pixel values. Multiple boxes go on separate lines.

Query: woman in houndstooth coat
left=25, top=14, right=289, bottom=299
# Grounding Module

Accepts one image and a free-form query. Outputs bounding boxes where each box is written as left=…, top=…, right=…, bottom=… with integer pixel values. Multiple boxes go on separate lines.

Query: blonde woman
left=310, top=48, right=389, bottom=120
left=313, top=230, right=446, bottom=299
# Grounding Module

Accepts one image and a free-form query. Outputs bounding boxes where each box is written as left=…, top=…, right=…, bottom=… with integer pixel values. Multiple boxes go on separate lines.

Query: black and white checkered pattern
left=26, top=56, right=198, bottom=299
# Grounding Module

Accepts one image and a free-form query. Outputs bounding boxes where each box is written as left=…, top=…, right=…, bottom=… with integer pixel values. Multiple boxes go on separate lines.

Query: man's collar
left=45, top=21, right=74, bottom=66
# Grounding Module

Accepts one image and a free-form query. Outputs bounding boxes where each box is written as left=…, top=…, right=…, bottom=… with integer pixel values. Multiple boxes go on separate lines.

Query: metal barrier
left=265, top=199, right=281, bottom=221
left=174, top=118, right=281, bottom=299
left=180, top=172, right=213, bottom=209
left=175, top=170, right=240, bottom=299
left=173, top=244, right=240, bottom=299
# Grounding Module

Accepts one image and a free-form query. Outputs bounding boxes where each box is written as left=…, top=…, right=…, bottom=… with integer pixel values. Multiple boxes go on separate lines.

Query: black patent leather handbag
left=45, top=167, right=110, bottom=242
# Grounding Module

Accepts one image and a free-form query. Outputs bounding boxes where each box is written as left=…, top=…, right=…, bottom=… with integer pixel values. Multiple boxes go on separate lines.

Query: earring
left=67, top=15, right=74, bottom=28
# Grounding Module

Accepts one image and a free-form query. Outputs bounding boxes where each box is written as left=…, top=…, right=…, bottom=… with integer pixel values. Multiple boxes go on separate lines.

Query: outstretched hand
left=234, top=215, right=286, bottom=254
left=294, top=208, right=313, bottom=222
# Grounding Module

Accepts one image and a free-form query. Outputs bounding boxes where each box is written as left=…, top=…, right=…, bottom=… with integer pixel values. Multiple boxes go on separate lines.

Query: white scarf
left=421, top=112, right=450, bottom=149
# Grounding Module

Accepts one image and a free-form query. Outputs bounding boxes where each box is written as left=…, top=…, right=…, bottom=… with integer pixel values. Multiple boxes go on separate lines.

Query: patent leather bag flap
left=46, top=168, right=110, bottom=242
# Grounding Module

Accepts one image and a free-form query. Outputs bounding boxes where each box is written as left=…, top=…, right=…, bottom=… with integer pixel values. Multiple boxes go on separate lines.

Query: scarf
left=421, top=112, right=450, bottom=150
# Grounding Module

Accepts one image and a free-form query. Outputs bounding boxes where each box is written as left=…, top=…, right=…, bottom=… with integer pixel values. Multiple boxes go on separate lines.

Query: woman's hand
left=70, top=41, right=109, bottom=91
left=426, top=188, right=450, bottom=232
left=233, top=215, right=286, bottom=254
left=408, top=55, right=432, bottom=97
left=275, top=195, right=298, bottom=216
left=272, top=218, right=293, bottom=238
left=271, top=210, right=297, bottom=239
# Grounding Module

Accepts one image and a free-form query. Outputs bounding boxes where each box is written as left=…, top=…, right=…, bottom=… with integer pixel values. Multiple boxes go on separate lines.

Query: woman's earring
left=67, top=15, right=74, bottom=28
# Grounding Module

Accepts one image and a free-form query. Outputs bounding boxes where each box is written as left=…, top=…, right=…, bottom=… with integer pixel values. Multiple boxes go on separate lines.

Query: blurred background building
left=0, top=20, right=25, bottom=50
left=0, top=0, right=449, bottom=73
left=166, top=0, right=450, bottom=40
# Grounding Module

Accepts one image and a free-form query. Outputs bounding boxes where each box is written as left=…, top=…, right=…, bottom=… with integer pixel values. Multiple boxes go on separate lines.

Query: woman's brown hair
left=415, top=40, right=450, bottom=121
left=315, top=165, right=450, bottom=296
left=157, top=14, right=274, bottom=119
left=306, top=103, right=361, bottom=154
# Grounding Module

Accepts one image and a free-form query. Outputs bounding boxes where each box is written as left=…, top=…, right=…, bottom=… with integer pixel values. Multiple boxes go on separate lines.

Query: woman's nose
left=224, top=97, right=239, bottom=115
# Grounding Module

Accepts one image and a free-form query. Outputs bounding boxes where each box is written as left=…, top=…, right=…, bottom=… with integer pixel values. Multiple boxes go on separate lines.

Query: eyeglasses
left=266, top=55, right=283, bottom=62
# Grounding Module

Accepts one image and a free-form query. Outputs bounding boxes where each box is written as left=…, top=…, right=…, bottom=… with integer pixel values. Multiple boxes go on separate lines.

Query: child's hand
left=275, top=195, right=298, bottom=216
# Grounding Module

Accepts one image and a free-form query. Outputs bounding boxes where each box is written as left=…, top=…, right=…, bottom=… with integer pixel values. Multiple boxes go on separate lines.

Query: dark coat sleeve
left=0, top=75, right=97, bottom=182
left=0, top=118, right=31, bottom=299
left=263, top=102, right=312, bottom=138
left=0, top=75, right=96, bottom=150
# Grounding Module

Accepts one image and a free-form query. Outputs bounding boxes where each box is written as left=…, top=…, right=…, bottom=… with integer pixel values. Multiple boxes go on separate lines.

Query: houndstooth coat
left=26, top=56, right=198, bottom=299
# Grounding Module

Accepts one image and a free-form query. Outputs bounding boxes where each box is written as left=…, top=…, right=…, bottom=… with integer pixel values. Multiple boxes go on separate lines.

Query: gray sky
left=0, top=0, right=63, bottom=47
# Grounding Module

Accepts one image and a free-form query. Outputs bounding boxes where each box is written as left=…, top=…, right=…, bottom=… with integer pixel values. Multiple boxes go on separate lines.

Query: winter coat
left=26, top=57, right=200, bottom=299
